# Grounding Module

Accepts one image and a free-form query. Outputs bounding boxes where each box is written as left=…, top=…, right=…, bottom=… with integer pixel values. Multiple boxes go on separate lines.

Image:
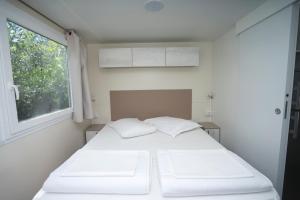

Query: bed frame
left=110, top=89, right=192, bottom=120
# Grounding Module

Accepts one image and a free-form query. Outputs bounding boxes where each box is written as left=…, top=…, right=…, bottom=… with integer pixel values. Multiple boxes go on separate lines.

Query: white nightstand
left=199, top=122, right=221, bottom=142
left=85, top=124, right=105, bottom=143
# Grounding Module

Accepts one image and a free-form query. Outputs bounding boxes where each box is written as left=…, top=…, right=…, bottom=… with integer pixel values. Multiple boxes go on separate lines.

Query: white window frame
left=0, top=1, right=73, bottom=144
left=0, top=47, right=10, bottom=146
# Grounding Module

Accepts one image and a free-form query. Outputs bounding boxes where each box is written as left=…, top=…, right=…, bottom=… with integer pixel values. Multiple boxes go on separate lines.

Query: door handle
left=284, top=94, right=289, bottom=119
left=284, top=100, right=288, bottom=119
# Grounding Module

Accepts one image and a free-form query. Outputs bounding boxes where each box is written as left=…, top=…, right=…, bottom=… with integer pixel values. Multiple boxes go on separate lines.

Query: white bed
left=33, top=126, right=279, bottom=200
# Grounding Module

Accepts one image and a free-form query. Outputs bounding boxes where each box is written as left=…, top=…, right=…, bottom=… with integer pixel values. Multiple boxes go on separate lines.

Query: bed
left=33, top=90, right=279, bottom=200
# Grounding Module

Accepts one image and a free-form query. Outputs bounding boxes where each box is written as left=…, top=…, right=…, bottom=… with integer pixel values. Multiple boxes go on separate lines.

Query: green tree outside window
left=7, top=21, right=70, bottom=121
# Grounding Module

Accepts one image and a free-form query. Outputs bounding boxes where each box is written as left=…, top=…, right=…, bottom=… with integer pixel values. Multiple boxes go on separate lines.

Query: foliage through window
left=7, top=21, right=70, bottom=122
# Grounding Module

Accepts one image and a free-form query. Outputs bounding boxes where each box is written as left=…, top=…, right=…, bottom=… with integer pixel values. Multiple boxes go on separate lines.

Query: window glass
left=7, top=20, right=70, bottom=121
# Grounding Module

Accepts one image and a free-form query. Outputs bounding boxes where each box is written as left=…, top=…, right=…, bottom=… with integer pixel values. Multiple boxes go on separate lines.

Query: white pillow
left=144, top=116, right=201, bottom=137
left=108, top=118, right=157, bottom=138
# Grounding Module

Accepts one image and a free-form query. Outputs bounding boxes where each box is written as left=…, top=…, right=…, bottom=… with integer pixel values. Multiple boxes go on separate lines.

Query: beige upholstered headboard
left=110, top=89, right=192, bottom=120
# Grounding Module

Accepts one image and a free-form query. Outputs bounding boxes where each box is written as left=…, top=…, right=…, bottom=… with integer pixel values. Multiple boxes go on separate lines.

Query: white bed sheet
left=33, top=126, right=279, bottom=200
left=86, top=125, right=223, bottom=151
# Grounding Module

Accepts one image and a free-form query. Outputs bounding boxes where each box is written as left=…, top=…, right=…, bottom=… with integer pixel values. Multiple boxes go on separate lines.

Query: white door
left=237, top=5, right=298, bottom=194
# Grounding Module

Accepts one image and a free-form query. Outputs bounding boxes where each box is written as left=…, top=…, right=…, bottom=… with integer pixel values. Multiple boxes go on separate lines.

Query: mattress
left=33, top=126, right=279, bottom=200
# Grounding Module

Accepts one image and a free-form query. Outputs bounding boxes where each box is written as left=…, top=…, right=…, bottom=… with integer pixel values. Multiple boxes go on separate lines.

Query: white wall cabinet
left=99, top=47, right=199, bottom=68
left=99, top=48, right=132, bottom=67
left=132, top=48, right=165, bottom=67
left=166, top=47, right=199, bottom=66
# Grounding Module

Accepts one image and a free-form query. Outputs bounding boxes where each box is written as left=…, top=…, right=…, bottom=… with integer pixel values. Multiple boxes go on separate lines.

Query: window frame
left=0, top=1, right=73, bottom=144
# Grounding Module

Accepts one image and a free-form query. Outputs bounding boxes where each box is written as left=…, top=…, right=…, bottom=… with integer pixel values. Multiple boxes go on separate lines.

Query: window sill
left=2, top=108, right=73, bottom=145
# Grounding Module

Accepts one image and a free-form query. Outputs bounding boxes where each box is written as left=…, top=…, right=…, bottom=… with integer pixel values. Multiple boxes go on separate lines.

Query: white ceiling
left=22, top=0, right=266, bottom=43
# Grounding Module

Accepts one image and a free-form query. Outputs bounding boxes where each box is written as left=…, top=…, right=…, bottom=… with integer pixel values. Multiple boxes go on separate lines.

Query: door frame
left=277, top=4, right=299, bottom=196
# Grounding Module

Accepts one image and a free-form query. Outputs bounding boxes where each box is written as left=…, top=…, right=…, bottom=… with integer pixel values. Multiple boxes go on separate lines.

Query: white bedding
left=33, top=126, right=279, bottom=200
left=157, top=150, right=273, bottom=197
left=42, top=150, right=150, bottom=194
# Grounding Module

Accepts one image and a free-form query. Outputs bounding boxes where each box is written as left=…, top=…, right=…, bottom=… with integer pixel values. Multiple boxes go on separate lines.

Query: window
left=0, top=1, right=72, bottom=144
left=7, top=21, right=70, bottom=122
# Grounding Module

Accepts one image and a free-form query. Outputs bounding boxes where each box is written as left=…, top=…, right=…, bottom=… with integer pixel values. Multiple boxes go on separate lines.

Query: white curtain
left=66, top=30, right=93, bottom=122
left=80, top=42, right=94, bottom=119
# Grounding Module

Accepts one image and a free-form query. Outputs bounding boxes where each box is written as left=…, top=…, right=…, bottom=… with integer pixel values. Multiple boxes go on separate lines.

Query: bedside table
left=85, top=124, right=105, bottom=143
left=199, top=122, right=221, bottom=142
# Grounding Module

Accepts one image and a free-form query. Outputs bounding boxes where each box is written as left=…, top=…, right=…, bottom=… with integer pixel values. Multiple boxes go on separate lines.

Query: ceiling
left=22, top=0, right=266, bottom=43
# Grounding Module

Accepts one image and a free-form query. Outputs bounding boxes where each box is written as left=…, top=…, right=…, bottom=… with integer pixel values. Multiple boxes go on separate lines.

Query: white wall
left=212, top=29, right=239, bottom=152
left=0, top=2, right=90, bottom=200
left=0, top=119, right=89, bottom=200
left=87, top=42, right=213, bottom=123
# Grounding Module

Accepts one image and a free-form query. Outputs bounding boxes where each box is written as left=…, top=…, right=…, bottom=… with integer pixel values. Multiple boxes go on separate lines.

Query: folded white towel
left=60, top=150, right=138, bottom=177
left=43, top=150, right=151, bottom=194
left=157, top=149, right=273, bottom=197
left=168, top=149, right=253, bottom=179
